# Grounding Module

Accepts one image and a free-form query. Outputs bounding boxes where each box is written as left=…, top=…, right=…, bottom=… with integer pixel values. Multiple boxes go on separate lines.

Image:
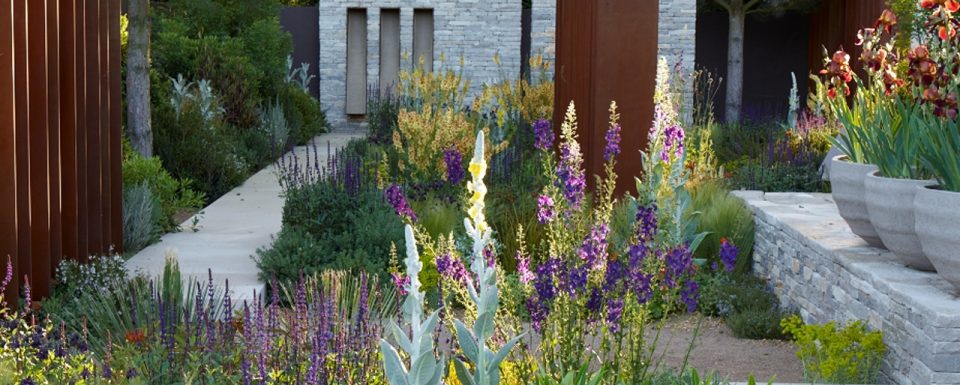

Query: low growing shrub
left=122, top=141, right=204, bottom=231
left=122, top=182, right=163, bottom=254
left=687, top=180, right=755, bottom=274
left=782, top=315, right=886, bottom=384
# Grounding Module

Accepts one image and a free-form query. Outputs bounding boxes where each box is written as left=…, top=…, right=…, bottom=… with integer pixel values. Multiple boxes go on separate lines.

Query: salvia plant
left=380, top=225, right=446, bottom=385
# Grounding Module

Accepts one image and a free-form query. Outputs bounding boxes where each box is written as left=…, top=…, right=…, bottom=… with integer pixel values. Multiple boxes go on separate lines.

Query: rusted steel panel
left=99, top=0, right=113, bottom=251
left=59, top=0, right=79, bottom=263
left=48, top=0, right=64, bottom=277
left=84, top=0, right=103, bottom=254
left=75, top=0, right=89, bottom=261
left=0, top=0, right=121, bottom=301
left=109, top=0, right=122, bottom=253
left=13, top=0, right=32, bottom=298
left=555, top=0, right=658, bottom=195
left=1, top=0, right=20, bottom=301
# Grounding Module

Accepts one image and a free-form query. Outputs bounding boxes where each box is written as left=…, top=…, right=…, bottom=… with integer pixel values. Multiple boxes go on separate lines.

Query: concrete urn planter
left=915, top=186, right=960, bottom=291
left=864, top=171, right=937, bottom=271
left=830, top=156, right=884, bottom=247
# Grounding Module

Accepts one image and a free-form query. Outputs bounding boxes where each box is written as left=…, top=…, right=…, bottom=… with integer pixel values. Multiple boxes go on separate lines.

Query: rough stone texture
left=530, top=0, right=555, bottom=78
left=658, top=0, right=696, bottom=121
left=319, top=0, right=521, bottom=128
left=734, top=191, right=960, bottom=385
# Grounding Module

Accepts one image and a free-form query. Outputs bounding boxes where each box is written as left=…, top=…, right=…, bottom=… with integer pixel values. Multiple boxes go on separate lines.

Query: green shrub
left=726, top=307, right=791, bottom=340
left=782, top=315, right=886, bottom=384
left=687, top=180, right=755, bottom=274
left=52, top=254, right=129, bottom=299
left=122, top=142, right=204, bottom=231
left=279, top=84, right=328, bottom=144
left=367, top=90, right=400, bottom=145
left=122, top=182, right=163, bottom=253
left=257, top=186, right=404, bottom=286
left=697, top=274, right=792, bottom=340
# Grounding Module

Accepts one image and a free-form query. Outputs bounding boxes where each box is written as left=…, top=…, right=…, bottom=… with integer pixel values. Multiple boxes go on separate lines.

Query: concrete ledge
left=734, top=191, right=960, bottom=385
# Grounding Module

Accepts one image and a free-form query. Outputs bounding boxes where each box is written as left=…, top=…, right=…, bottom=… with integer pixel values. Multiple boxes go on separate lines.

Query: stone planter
left=864, top=171, right=937, bottom=271
left=830, top=156, right=883, bottom=247
left=915, top=186, right=960, bottom=291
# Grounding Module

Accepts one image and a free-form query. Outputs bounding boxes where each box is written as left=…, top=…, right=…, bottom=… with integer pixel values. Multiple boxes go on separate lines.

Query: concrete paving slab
left=125, top=131, right=363, bottom=303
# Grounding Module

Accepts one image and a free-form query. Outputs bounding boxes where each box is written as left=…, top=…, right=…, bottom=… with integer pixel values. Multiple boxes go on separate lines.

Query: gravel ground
left=649, top=315, right=804, bottom=383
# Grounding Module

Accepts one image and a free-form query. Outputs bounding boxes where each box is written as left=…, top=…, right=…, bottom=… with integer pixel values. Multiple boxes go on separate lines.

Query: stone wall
left=319, top=0, right=521, bottom=128
left=529, top=0, right=555, bottom=78
left=736, top=191, right=960, bottom=385
left=658, top=0, right=696, bottom=122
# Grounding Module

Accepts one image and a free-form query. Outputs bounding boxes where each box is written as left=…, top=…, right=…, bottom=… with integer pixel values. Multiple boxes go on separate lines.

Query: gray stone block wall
left=659, top=0, right=696, bottom=124
left=320, top=0, right=521, bottom=128
left=530, top=0, right=555, bottom=78
left=736, top=191, right=960, bottom=385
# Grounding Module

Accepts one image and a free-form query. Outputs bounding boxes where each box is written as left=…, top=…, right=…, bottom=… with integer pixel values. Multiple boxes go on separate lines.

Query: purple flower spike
left=604, top=123, right=621, bottom=162
left=578, top=224, right=609, bottom=270
left=516, top=252, right=534, bottom=285
left=533, top=119, right=554, bottom=151
left=444, top=146, right=465, bottom=185
left=385, top=184, right=417, bottom=222
left=719, top=238, right=738, bottom=273
left=556, top=142, right=586, bottom=211
left=392, top=273, right=409, bottom=296
left=537, top=195, right=555, bottom=224
left=681, top=280, right=699, bottom=313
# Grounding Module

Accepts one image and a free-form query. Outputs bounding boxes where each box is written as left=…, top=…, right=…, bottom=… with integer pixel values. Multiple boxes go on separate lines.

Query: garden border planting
left=736, top=191, right=960, bottom=385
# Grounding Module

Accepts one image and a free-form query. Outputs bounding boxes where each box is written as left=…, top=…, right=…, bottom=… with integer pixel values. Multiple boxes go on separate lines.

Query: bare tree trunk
left=127, top=0, right=152, bottom=157
left=725, top=8, right=745, bottom=124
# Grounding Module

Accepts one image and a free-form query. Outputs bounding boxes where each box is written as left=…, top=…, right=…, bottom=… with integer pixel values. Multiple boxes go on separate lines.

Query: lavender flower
left=444, top=146, right=465, bottom=185
left=680, top=280, right=699, bottom=313
left=586, top=288, right=603, bottom=315
left=636, top=204, right=658, bottom=243
left=604, top=123, right=622, bottom=162
left=0, top=256, right=12, bottom=294
left=578, top=224, right=609, bottom=270
left=556, top=142, right=586, bottom=211
left=384, top=184, right=417, bottom=222
left=606, top=298, right=624, bottom=332
left=719, top=238, right=738, bottom=273
left=664, top=245, right=693, bottom=289
left=391, top=272, right=409, bottom=296
left=22, top=275, right=30, bottom=312
left=533, top=119, right=554, bottom=151
left=516, top=252, right=534, bottom=285
left=660, top=124, right=685, bottom=163
left=537, top=194, right=555, bottom=224
left=561, top=263, right=588, bottom=297
left=436, top=252, right=471, bottom=288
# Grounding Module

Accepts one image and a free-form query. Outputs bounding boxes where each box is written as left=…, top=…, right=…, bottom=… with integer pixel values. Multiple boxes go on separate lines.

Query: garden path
left=125, top=130, right=364, bottom=302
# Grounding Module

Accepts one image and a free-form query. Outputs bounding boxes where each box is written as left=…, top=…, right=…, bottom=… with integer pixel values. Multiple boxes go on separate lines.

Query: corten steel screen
left=554, top=0, right=659, bottom=195
left=1, top=0, right=123, bottom=301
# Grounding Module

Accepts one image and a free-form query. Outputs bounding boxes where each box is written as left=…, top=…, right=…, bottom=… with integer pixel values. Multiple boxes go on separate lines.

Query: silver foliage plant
left=380, top=225, right=446, bottom=385
left=453, top=132, right=523, bottom=385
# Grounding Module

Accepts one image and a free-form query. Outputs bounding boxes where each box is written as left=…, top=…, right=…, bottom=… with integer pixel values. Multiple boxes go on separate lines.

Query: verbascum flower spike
left=454, top=131, right=523, bottom=385
left=380, top=225, right=445, bottom=385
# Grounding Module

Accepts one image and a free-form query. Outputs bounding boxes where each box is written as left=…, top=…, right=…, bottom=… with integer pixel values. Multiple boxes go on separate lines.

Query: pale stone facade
left=319, top=0, right=521, bottom=127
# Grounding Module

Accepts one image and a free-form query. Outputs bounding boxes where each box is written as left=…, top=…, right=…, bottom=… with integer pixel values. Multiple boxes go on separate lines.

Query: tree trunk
left=725, top=8, right=745, bottom=124
left=127, top=0, right=152, bottom=157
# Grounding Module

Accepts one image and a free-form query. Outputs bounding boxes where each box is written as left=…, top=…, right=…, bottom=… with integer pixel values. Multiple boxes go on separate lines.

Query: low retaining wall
left=735, top=191, right=960, bottom=385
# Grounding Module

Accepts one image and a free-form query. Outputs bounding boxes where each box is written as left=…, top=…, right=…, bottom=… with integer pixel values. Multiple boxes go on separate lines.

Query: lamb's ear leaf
left=410, top=350, right=438, bottom=385
left=387, top=320, right=412, bottom=354
left=454, top=319, right=479, bottom=363
left=488, top=333, right=523, bottom=372
left=454, top=358, right=476, bottom=385
left=380, top=340, right=410, bottom=385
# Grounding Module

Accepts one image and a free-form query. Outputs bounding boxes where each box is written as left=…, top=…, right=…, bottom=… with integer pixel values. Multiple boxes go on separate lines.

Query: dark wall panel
left=280, top=6, right=320, bottom=98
